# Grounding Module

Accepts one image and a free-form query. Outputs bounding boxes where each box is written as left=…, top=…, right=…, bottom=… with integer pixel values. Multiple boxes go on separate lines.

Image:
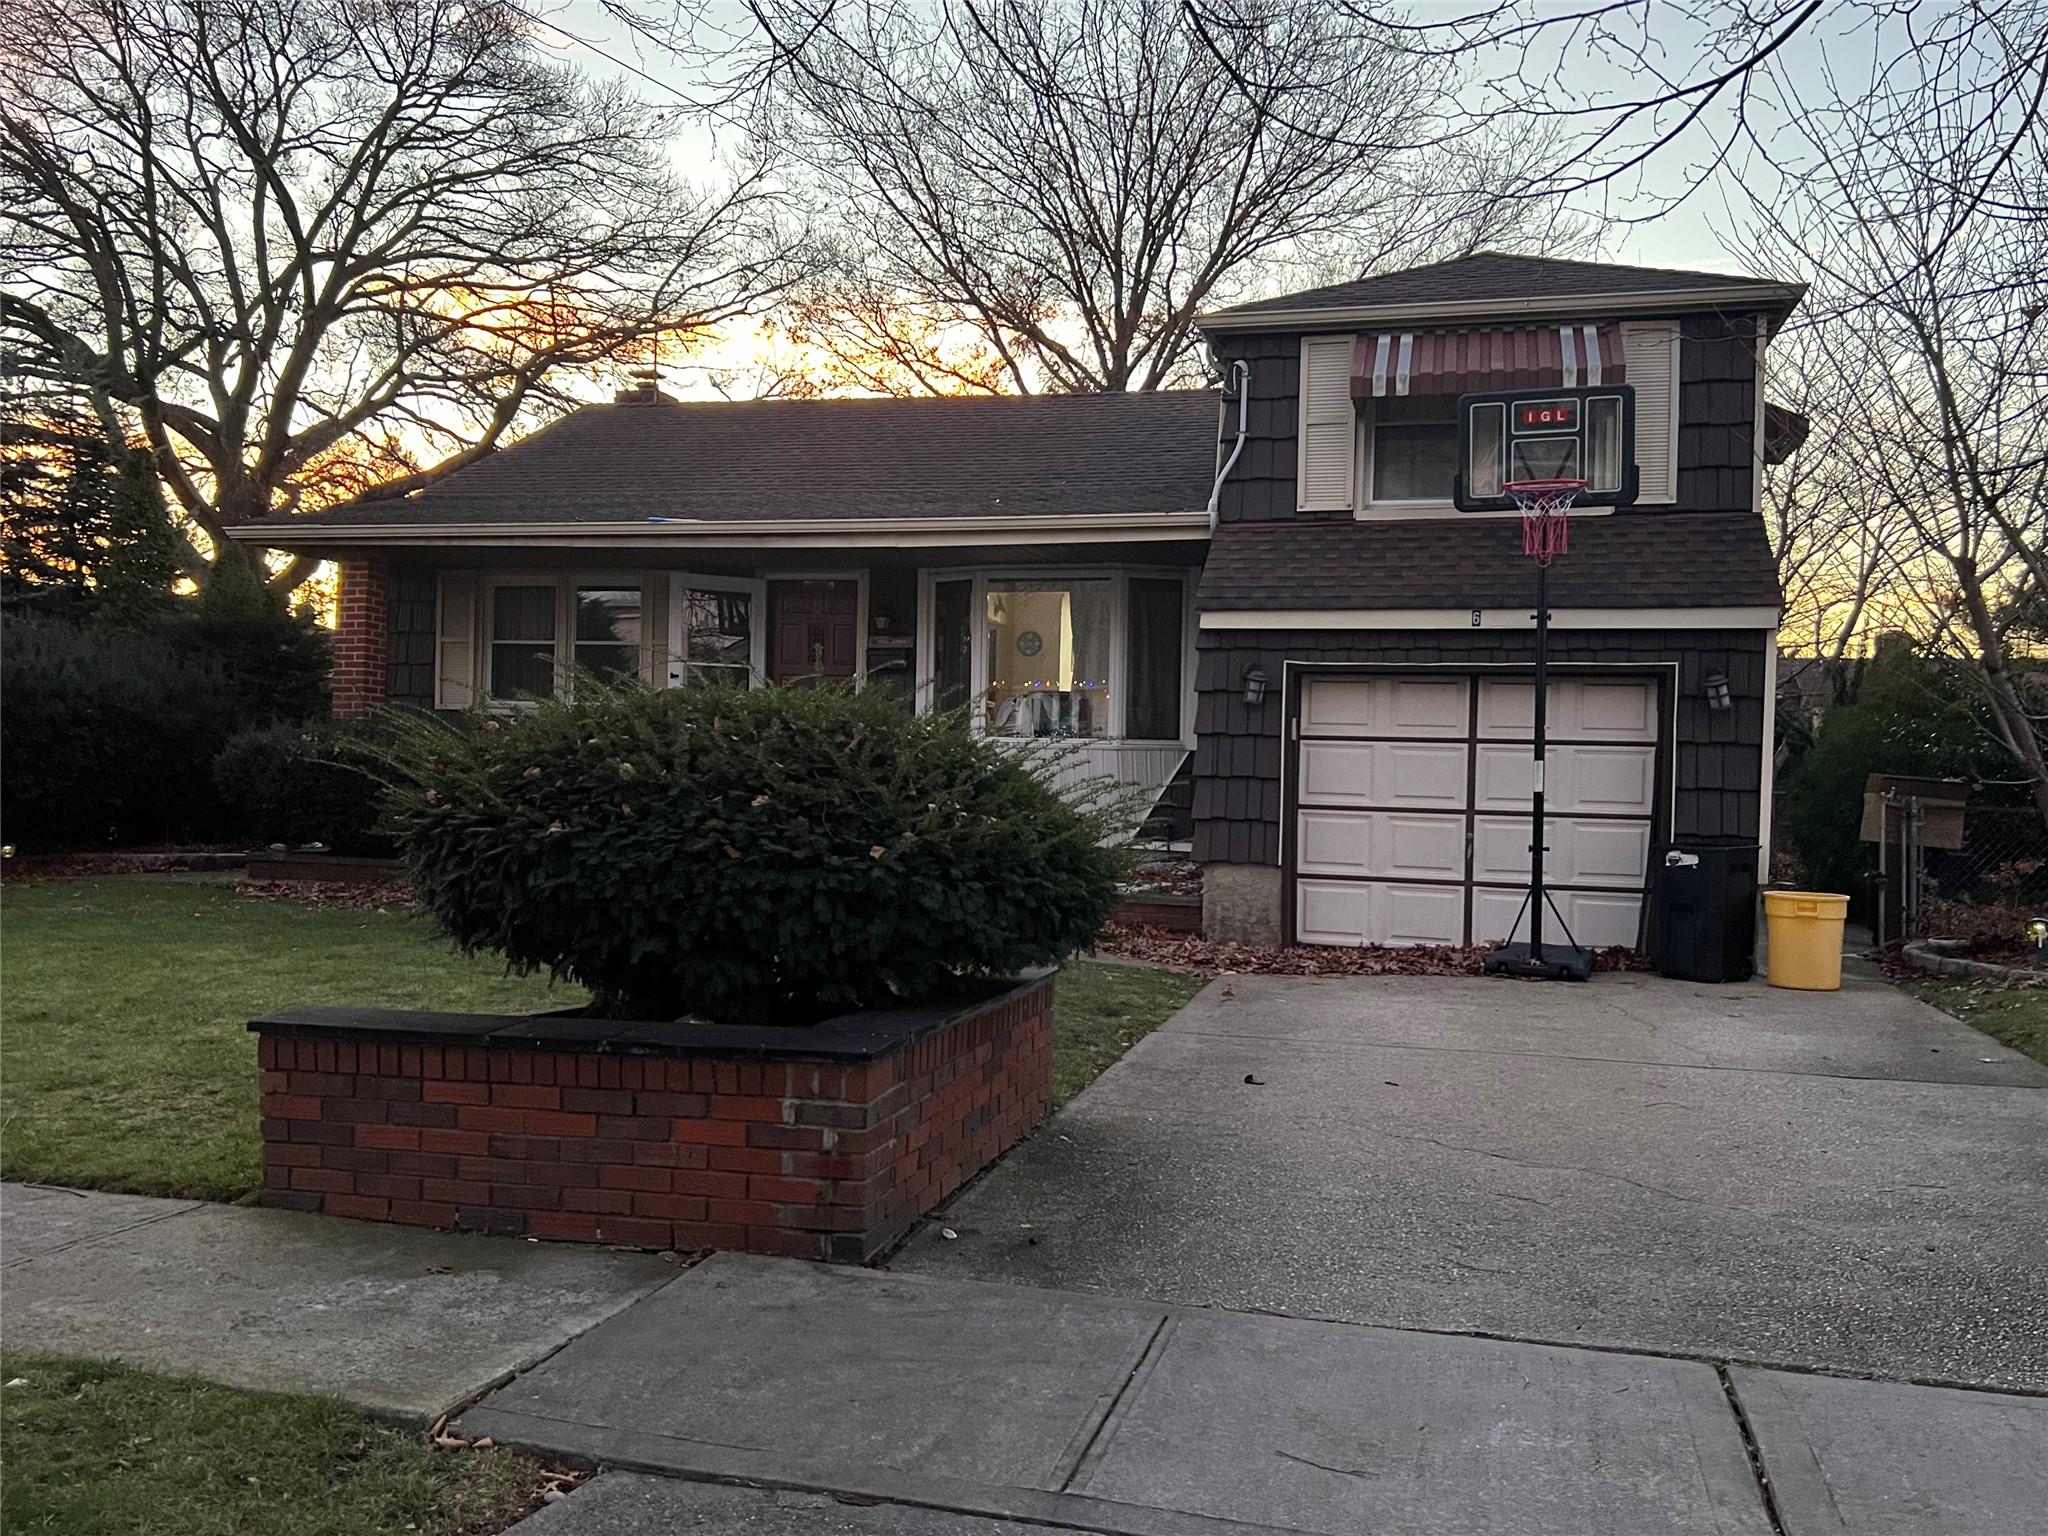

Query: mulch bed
left=1122, top=854, right=1202, bottom=898
left=1093, top=921, right=1653, bottom=977
left=235, top=877, right=416, bottom=910
left=1, top=848, right=250, bottom=883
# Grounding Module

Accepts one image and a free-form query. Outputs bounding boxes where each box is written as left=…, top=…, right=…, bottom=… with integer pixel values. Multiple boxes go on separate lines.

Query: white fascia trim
left=1198, top=284, right=1803, bottom=335
left=1200, top=606, right=1782, bottom=631
left=225, top=511, right=1213, bottom=549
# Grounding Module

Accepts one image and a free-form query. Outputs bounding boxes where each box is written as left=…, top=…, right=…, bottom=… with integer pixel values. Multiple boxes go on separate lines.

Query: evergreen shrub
left=374, top=680, right=1133, bottom=1025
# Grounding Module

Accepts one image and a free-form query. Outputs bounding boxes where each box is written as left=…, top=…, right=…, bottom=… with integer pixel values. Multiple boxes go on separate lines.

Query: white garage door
left=1292, top=674, right=1661, bottom=948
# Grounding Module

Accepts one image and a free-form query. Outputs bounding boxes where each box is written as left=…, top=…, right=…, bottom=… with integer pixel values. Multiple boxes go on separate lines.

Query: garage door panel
left=1296, top=879, right=1465, bottom=947
left=1299, top=740, right=1467, bottom=808
left=1477, top=678, right=1659, bottom=741
left=1474, top=744, right=1657, bottom=815
left=1472, top=886, right=1646, bottom=949
left=1385, top=743, right=1467, bottom=807
left=1296, top=811, right=1464, bottom=879
left=1294, top=809, right=1373, bottom=877
left=1556, top=746, right=1657, bottom=814
left=1472, top=816, right=1651, bottom=888
left=1301, top=677, right=1469, bottom=739
left=1385, top=814, right=1465, bottom=878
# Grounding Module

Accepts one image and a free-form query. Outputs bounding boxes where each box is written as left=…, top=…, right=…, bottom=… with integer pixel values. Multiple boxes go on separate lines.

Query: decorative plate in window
left=1015, top=630, right=1044, bottom=657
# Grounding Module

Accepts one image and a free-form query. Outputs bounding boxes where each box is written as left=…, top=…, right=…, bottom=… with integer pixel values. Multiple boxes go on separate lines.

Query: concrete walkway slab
left=462, top=1255, right=1773, bottom=1536
left=1075, top=1310, right=1766, bottom=1536
left=464, top=1252, right=1165, bottom=1494
left=0, top=1182, right=676, bottom=1419
left=511, top=1474, right=1117, bottom=1534
left=901, top=973, right=2048, bottom=1390
left=1733, top=1368, right=2048, bottom=1536
left=0, top=1183, right=203, bottom=1264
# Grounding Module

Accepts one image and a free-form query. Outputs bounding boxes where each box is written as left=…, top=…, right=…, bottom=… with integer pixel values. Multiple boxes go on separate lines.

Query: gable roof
left=279, top=390, right=1220, bottom=529
left=1203, top=253, right=1803, bottom=328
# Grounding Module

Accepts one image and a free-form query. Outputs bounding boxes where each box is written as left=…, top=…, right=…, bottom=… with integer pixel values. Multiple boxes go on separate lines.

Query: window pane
left=932, top=579, right=973, bottom=712
left=1373, top=421, right=1462, bottom=500
left=490, top=643, right=555, bottom=700
left=680, top=589, right=752, bottom=683
left=1468, top=401, right=1505, bottom=499
left=492, top=585, right=555, bottom=643
left=1125, top=578, right=1183, bottom=740
left=984, top=579, right=1111, bottom=739
left=1586, top=395, right=1623, bottom=492
left=575, top=588, right=640, bottom=644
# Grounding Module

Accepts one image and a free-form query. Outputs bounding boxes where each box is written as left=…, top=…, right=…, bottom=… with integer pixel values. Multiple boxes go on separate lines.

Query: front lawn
left=0, top=879, right=579, bottom=1200
left=0, top=1351, right=547, bottom=1536
left=1909, top=979, right=2048, bottom=1069
left=1051, top=959, right=1206, bottom=1104
left=0, top=878, right=1203, bottom=1200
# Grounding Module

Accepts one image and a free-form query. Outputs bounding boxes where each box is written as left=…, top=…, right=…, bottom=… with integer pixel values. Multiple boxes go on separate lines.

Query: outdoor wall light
left=1703, top=669, right=1734, bottom=712
left=1242, top=664, right=1269, bottom=707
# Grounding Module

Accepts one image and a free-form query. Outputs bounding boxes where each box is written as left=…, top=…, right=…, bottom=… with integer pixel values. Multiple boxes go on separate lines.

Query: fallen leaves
left=1093, top=922, right=1652, bottom=978
left=234, top=878, right=416, bottom=910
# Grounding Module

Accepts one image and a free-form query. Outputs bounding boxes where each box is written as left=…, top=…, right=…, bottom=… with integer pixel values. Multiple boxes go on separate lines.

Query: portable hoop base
left=1485, top=477, right=1594, bottom=983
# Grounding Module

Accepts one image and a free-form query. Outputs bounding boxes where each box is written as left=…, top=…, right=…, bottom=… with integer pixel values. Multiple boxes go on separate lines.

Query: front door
left=768, top=579, right=859, bottom=686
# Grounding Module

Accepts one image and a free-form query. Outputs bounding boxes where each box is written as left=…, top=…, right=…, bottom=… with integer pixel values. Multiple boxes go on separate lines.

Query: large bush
left=0, top=612, right=244, bottom=848
left=0, top=575, right=330, bottom=851
left=213, top=720, right=394, bottom=856
left=375, top=681, right=1132, bottom=1025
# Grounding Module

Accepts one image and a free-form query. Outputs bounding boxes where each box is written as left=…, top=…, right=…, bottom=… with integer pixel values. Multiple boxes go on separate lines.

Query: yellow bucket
left=1763, top=890, right=1850, bottom=991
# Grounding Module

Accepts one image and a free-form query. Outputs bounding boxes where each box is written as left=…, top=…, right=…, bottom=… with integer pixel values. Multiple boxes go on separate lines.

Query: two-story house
left=232, top=253, right=1799, bottom=952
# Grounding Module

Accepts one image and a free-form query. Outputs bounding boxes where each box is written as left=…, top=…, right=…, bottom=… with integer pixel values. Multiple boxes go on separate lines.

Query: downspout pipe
left=1205, top=358, right=1251, bottom=532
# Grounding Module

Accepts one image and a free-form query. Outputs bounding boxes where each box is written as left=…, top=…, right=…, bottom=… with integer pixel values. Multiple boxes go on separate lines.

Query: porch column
left=332, top=555, right=391, bottom=717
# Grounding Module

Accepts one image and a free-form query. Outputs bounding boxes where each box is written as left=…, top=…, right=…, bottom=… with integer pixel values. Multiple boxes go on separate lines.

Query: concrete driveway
left=898, top=966, right=2048, bottom=1391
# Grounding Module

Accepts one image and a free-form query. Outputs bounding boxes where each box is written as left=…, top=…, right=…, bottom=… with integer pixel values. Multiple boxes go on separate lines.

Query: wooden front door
left=768, top=579, right=859, bottom=685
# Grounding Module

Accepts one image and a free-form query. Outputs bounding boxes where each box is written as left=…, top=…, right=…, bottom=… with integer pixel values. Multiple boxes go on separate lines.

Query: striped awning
left=1351, top=325, right=1626, bottom=398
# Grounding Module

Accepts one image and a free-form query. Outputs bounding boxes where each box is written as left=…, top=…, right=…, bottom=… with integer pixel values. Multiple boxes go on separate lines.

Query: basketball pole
left=1529, top=555, right=1550, bottom=964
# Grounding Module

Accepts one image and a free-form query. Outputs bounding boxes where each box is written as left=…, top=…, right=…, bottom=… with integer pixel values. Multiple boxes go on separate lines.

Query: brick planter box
left=1107, top=892, right=1203, bottom=934
left=249, top=975, right=1052, bottom=1262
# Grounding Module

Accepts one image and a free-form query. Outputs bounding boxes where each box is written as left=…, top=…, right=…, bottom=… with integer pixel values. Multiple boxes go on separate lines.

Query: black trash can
left=1652, top=842, right=1759, bottom=983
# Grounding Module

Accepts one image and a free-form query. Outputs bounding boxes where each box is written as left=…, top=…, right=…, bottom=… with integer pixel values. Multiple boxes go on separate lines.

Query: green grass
left=1052, top=959, right=1206, bottom=1104
left=0, top=878, right=1203, bottom=1199
left=0, top=879, right=579, bottom=1200
left=0, top=1351, right=545, bottom=1536
left=1909, top=979, right=2048, bottom=1069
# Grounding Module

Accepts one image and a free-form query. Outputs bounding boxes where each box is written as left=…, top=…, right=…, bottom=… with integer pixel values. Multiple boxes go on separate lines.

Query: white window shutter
left=435, top=573, right=479, bottom=709
left=1623, top=321, right=1679, bottom=503
left=1297, top=336, right=1357, bottom=511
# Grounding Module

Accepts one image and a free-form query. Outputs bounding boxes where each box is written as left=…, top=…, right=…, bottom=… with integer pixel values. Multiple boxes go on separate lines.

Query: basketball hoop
left=1503, top=478, right=1585, bottom=565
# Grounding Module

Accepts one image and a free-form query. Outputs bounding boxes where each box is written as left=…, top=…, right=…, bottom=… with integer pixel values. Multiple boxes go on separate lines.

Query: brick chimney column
left=332, top=556, right=391, bottom=717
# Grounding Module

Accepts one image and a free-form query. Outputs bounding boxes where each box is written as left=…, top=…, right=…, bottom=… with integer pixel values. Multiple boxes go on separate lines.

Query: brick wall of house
left=253, top=977, right=1053, bottom=1262
left=333, top=556, right=391, bottom=716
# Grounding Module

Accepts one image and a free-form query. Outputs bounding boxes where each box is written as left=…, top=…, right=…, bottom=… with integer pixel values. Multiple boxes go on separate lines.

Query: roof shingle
left=1207, top=252, right=1795, bottom=320
left=295, top=391, right=1220, bottom=527
left=1196, top=512, right=1782, bottom=611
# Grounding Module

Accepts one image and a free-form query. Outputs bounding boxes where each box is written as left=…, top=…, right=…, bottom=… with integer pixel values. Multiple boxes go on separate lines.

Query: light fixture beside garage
left=1241, top=664, right=1269, bottom=707
left=1703, top=669, right=1734, bottom=712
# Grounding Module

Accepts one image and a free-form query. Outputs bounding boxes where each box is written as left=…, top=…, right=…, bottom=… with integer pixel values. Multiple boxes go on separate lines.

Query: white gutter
left=1206, top=359, right=1250, bottom=532
left=1197, top=283, right=1805, bottom=335
left=224, top=510, right=1215, bottom=549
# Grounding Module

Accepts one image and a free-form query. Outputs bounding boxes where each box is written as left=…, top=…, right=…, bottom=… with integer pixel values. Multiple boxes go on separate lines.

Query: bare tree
left=1739, top=15, right=2048, bottom=826
left=1, top=0, right=791, bottom=591
left=1188, top=0, right=2044, bottom=227
left=741, top=0, right=1593, bottom=395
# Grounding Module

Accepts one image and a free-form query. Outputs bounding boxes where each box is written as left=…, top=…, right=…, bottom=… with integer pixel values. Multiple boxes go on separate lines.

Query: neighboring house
left=232, top=252, right=1800, bottom=950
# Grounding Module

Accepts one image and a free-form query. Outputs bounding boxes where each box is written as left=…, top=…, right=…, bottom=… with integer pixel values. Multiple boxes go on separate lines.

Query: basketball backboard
left=1452, top=385, right=1638, bottom=513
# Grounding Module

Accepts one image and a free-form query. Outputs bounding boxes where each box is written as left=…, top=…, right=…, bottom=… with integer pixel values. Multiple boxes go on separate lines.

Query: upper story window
left=1368, top=395, right=1460, bottom=502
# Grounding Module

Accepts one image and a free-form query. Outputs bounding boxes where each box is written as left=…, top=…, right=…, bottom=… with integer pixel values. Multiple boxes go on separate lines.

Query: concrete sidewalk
left=0, top=1181, right=676, bottom=1418
left=468, top=1252, right=2048, bottom=1536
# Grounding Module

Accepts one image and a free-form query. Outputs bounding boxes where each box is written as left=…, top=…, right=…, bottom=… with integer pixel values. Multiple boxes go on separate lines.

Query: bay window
left=923, top=569, right=1190, bottom=742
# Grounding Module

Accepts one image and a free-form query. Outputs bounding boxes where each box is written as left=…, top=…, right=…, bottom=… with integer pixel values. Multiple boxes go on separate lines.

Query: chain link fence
left=1877, top=798, right=2047, bottom=947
